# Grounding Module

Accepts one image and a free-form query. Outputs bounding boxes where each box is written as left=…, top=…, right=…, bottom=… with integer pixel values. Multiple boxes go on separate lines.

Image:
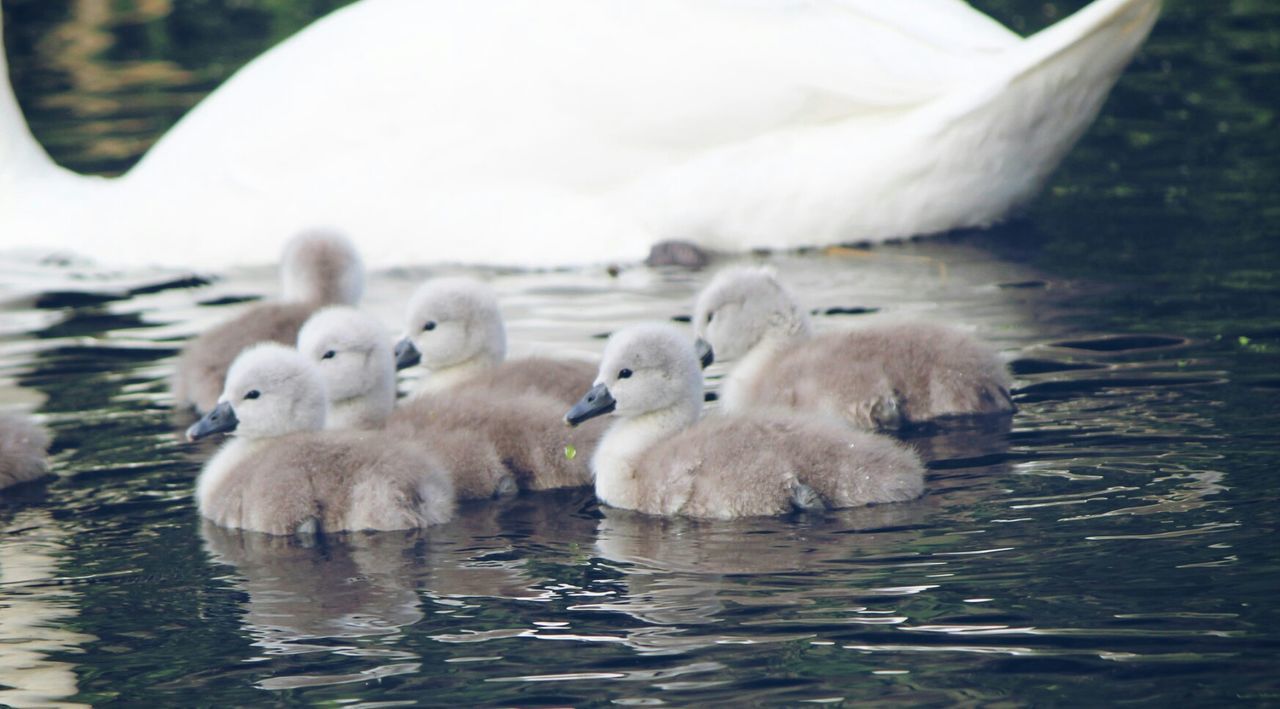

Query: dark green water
left=2, top=1, right=1278, bottom=705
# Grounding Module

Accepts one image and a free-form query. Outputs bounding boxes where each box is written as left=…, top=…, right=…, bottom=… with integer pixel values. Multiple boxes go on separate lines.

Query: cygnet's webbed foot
left=494, top=474, right=519, bottom=499
left=871, top=395, right=904, bottom=431
left=295, top=516, right=322, bottom=537
left=790, top=481, right=826, bottom=512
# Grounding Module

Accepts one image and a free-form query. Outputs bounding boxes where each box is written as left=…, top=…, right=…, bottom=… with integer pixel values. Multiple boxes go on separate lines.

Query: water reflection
left=0, top=508, right=94, bottom=708
left=586, top=504, right=930, bottom=655
left=200, top=493, right=600, bottom=692
left=202, top=523, right=426, bottom=690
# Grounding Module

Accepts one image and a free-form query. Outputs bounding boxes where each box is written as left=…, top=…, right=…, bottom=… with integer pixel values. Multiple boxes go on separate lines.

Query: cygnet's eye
left=244, top=390, right=261, bottom=400
left=705, top=311, right=714, bottom=324
left=423, top=321, right=437, bottom=332
left=321, top=350, right=336, bottom=360
left=618, top=368, right=633, bottom=379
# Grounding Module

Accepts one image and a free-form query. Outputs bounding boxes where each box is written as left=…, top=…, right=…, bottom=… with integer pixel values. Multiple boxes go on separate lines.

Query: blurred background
left=4, top=0, right=1277, bottom=291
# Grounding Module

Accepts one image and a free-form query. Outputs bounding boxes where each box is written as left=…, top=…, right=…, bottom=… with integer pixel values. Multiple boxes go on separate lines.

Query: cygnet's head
left=297, top=306, right=394, bottom=410
left=187, top=343, right=327, bottom=441
left=692, top=267, right=812, bottom=362
left=394, top=277, right=507, bottom=371
left=280, top=228, right=365, bottom=306
left=566, top=324, right=703, bottom=426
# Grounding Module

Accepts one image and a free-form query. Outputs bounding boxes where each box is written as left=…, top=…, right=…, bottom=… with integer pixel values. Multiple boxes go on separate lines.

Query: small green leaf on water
left=564, top=445, right=576, bottom=460
left=1177, top=359, right=1189, bottom=368
left=1238, top=335, right=1251, bottom=346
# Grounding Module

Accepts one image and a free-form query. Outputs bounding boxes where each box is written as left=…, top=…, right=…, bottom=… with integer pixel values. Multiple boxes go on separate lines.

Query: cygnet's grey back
left=390, top=418, right=513, bottom=501
left=467, top=357, right=598, bottom=407
left=625, top=408, right=924, bottom=519
left=0, top=413, right=51, bottom=489
left=393, top=390, right=600, bottom=492
left=756, top=322, right=1013, bottom=427
left=172, top=230, right=364, bottom=413
left=194, top=344, right=453, bottom=534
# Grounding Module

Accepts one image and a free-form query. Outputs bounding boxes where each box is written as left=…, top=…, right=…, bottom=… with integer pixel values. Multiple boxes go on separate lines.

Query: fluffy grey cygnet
left=693, top=267, right=1013, bottom=430
left=395, top=277, right=595, bottom=405
left=172, top=229, right=364, bottom=413
left=565, top=324, right=925, bottom=519
left=0, top=413, right=51, bottom=489
left=298, top=306, right=596, bottom=495
left=187, top=343, right=453, bottom=535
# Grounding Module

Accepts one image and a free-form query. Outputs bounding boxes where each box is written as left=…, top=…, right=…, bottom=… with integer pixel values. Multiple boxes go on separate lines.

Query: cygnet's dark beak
left=565, top=383, right=616, bottom=426
left=394, top=337, right=421, bottom=370
left=186, top=402, right=239, bottom=442
left=695, top=338, right=715, bottom=369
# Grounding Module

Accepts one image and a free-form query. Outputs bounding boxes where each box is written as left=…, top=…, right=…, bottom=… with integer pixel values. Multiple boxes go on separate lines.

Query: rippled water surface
left=3, top=1, right=1279, bottom=706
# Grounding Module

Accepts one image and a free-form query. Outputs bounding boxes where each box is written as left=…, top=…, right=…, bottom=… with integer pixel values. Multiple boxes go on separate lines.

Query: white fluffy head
left=279, top=228, right=365, bottom=305
left=402, top=277, right=507, bottom=369
left=692, top=267, right=812, bottom=361
left=297, top=306, right=395, bottom=409
left=221, top=343, right=327, bottom=438
left=597, top=324, right=703, bottom=419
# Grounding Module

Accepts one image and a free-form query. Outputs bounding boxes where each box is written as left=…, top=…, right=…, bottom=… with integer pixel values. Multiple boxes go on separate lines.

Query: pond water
left=2, top=0, right=1279, bottom=705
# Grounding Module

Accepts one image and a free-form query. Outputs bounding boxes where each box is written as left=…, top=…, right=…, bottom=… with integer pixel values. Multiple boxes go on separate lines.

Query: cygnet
left=693, top=267, right=1013, bottom=430
left=0, top=413, right=51, bottom=489
left=394, top=277, right=594, bottom=405
left=298, top=306, right=596, bottom=495
left=186, top=343, right=453, bottom=535
left=565, top=324, right=925, bottom=519
left=172, top=229, right=364, bottom=413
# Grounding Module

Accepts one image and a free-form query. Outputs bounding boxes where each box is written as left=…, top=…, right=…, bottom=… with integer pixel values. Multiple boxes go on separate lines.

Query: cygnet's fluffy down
left=172, top=229, right=364, bottom=413
left=395, top=391, right=598, bottom=492
left=297, top=306, right=510, bottom=499
left=395, top=277, right=595, bottom=405
left=0, top=413, right=51, bottom=489
left=694, top=267, right=1013, bottom=430
left=298, top=306, right=596, bottom=497
left=187, top=343, right=453, bottom=535
left=566, top=324, right=925, bottom=519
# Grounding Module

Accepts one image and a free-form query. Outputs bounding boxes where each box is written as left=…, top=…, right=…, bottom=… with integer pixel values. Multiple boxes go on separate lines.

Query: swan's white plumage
left=1, top=0, right=1159, bottom=268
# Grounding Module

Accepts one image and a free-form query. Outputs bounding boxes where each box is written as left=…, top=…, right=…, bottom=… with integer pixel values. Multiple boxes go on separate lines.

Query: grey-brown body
left=390, top=418, right=510, bottom=501
left=464, top=356, right=598, bottom=407
left=198, top=431, right=454, bottom=535
left=573, top=324, right=926, bottom=520
left=0, top=413, right=51, bottom=489
left=745, top=322, right=1014, bottom=429
left=693, top=267, right=1012, bottom=430
left=394, top=391, right=599, bottom=492
left=174, top=303, right=315, bottom=412
left=605, top=412, right=924, bottom=519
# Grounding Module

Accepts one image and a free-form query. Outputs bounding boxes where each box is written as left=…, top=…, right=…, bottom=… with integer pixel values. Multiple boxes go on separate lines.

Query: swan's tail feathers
left=909, top=0, right=1161, bottom=224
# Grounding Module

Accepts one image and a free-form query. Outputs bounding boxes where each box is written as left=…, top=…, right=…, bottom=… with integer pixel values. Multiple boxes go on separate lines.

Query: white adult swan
left=1, top=0, right=1160, bottom=269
